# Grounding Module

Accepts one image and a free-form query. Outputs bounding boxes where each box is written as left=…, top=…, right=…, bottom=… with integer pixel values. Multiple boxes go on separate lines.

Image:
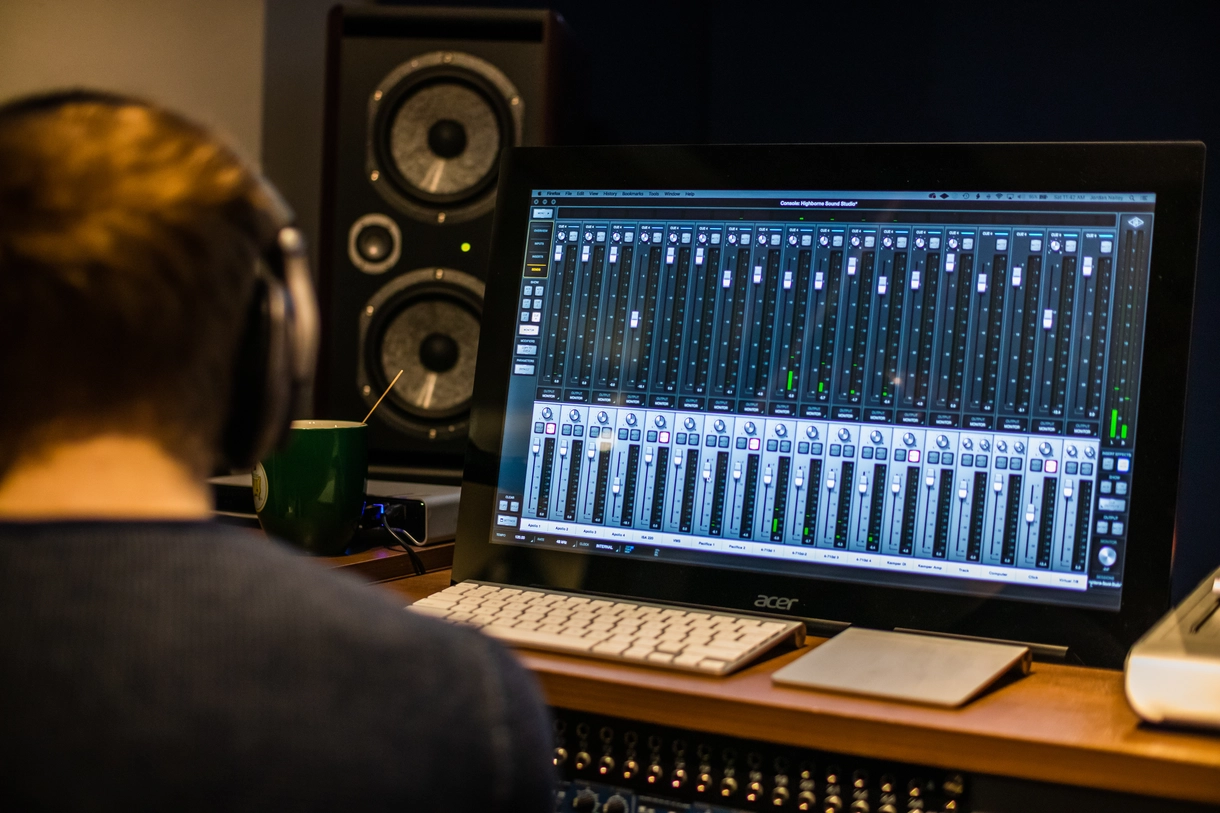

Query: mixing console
left=496, top=191, right=1154, bottom=609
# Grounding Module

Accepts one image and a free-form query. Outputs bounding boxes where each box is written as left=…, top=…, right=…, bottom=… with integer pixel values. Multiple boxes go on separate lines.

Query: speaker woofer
left=357, top=268, right=484, bottom=440
left=367, top=51, right=523, bottom=225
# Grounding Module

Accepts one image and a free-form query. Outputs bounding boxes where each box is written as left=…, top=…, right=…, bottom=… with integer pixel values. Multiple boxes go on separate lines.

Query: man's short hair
left=0, top=91, right=269, bottom=475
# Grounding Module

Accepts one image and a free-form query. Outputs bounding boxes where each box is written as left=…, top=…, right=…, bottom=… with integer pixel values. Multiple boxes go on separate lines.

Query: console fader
left=512, top=209, right=1150, bottom=594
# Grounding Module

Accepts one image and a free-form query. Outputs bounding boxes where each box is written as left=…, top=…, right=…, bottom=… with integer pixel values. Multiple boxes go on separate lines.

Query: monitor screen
left=487, top=188, right=1155, bottom=612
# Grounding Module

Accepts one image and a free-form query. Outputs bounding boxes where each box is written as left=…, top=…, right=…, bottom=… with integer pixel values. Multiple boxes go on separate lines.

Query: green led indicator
left=773, top=519, right=779, bottom=532
left=1110, top=409, right=1118, bottom=438
left=818, top=381, right=825, bottom=393
left=787, top=371, right=794, bottom=391
left=1121, top=424, right=1128, bottom=439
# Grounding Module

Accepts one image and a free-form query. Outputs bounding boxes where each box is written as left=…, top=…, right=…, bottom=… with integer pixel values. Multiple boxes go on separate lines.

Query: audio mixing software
left=489, top=189, right=1155, bottom=610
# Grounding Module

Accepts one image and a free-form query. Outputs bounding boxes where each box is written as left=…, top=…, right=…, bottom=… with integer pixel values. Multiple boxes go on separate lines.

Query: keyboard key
left=647, top=652, right=675, bottom=665
left=592, top=641, right=630, bottom=656
left=623, top=647, right=653, bottom=660
left=482, top=625, right=595, bottom=652
left=673, top=653, right=705, bottom=668
left=698, top=659, right=727, bottom=671
left=656, top=640, right=685, bottom=654
left=409, top=605, right=451, bottom=618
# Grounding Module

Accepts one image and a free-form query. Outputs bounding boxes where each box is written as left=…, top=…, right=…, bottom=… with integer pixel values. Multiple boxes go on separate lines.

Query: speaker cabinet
left=318, top=5, right=570, bottom=481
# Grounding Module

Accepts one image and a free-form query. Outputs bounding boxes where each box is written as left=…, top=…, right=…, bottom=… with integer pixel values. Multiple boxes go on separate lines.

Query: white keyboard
left=407, top=581, right=805, bottom=675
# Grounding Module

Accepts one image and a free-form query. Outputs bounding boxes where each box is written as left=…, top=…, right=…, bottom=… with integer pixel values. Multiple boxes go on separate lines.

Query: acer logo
left=754, top=595, right=799, bottom=611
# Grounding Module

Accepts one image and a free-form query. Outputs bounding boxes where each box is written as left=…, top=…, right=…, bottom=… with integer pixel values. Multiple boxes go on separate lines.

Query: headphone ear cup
left=221, top=276, right=293, bottom=470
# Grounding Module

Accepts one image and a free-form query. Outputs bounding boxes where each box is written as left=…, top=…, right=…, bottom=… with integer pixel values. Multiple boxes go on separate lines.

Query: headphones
left=220, top=179, right=320, bottom=470
left=0, top=90, right=320, bottom=471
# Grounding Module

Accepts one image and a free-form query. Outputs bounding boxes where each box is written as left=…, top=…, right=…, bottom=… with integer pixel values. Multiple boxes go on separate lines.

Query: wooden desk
left=381, top=571, right=1220, bottom=807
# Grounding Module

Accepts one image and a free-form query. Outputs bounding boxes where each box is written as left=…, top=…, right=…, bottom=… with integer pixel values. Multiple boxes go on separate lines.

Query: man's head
left=0, top=91, right=275, bottom=478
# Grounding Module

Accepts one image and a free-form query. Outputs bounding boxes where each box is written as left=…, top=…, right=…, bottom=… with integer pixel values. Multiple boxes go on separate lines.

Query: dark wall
left=269, top=0, right=1219, bottom=600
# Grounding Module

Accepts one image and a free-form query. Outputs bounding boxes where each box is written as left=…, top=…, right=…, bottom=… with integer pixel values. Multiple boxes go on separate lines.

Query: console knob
left=1039, top=441, right=1052, bottom=456
left=598, top=755, right=615, bottom=775
left=728, top=233, right=737, bottom=244
left=647, top=762, right=664, bottom=784
left=626, top=413, right=637, bottom=426
left=720, top=776, right=739, bottom=797
left=997, top=440, right=1007, bottom=452
left=1085, top=447, right=1096, bottom=459
left=714, top=419, right=726, bottom=433
left=612, top=231, right=621, bottom=243
left=948, top=237, right=959, bottom=249
left=870, top=430, right=883, bottom=444
left=1098, top=546, right=1118, bottom=567
left=583, top=231, right=593, bottom=243
left=776, top=424, right=787, bottom=437
left=684, top=416, right=697, bottom=430
left=838, top=428, right=851, bottom=442
left=915, top=236, right=926, bottom=248
left=758, top=233, right=767, bottom=244
left=962, top=438, right=973, bottom=450
left=903, top=432, right=916, bottom=447
left=851, top=235, right=861, bottom=247
left=622, top=759, right=639, bottom=780
left=671, top=767, right=688, bottom=788
left=669, top=232, right=678, bottom=243
left=572, top=788, right=598, bottom=812
left=745, top=421, right=757, bottom=435
left=797, top=790, right=818, bottom=810
left=789, top=234, right=798, bottom=246
left=936, top=435, right=949, bottom=449
left=698, top=232, right=708, bottom=244
left=882, top=236, right=893, bottom=248
left=1050, top=239, right=1062, bottom=252
left=574, top=751, right=591, bottom=770
left=553, top=747, right=568, bottom=766
left=569, top=409, right=580, bottom=422
left=641, top=231, right=651, bottom=243
left=542, top=407, right=553, bottom=420
left=1067, top=445, right=1078, bottom=457
left=980, top=439, right=991, bottom=451
left=819, top=235, right=830, bottom=246
left=655, top=415, right=666, bottom=428
left=824, top=794, right=844, bottom=811
left=557, top=231, right=567, bottom=242
left=772, top=786, right=792, bottom=805
left=806, top=425, right=819, bottom=439
left=597, top=411, right=609, bottom=424
left=1015, top=442, right=1026, bottom=454
left=603, top=796, right=628, bottom=813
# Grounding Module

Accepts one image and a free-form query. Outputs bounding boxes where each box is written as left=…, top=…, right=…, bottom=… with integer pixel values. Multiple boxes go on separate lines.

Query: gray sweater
left=0, top=521, right=554, bottom=811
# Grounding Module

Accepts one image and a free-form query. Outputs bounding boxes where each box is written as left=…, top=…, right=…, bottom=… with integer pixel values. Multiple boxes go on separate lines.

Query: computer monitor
left=454, top=143, right=1204, bottom=667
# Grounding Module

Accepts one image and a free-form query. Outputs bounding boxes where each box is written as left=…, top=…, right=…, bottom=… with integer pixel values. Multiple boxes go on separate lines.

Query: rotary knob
left=788, top=234, right=798, bottom=246
left=851, top=235, right=861, bottom=247
left=569, top=409, right=580, bottom=422
left=948, top=237, right=959, bottom=249
left=714, top=419, right=726, bottom=433
left=542, top=407, right=553, bottom=420
left=597, top=411, right=609, bottom=424
left=612, top=231, right=621, bottom=242
left=584, top=231, right=593, bottom=243
left=625, top=413, right=637, bottom=426
left=775, top=424, right=787, bottom=437
left=720, top=776, right=739, bottom=797
left=603, top=796, right=628, bottom=813
left=962, top=438, right=973, bottom=450
left=1039, top=441, right=1053, bottom=456
left=1067, top=445, right=1078, bottom=457
left=980, top=439, right=991, bottom=451
left=806, top=425, right=819, bottom=439
left=641, top=231, right=651, bottom=243
left=758, top=233, right=767, bottom=245
left=870, top=430, right=883, bottom=444
left=936, top=435, right=949, bottom=449
left=915, top=236, right=926, bottom=248
left=598, top=755, right=615, bottom=775
left=838, top=428, right=851, bottom=442
left=684, top=416, right=696, bottom=430
left=572, top=788, right=597, bottom=812
left=882, top=236, right=893, bottom=248
left=1098, top=546, right=1118, bottom=567
left=557, top=231, right=567, bottom=242
left=1050, top=239, right=1062, bottom=252
left=655, top=415, right=666, bottom=428
left=997, top=440, right=1008, bottom=452
left=1015, top=442, right=1026, bottom=454
left=1085, top=447, right=1096, bottom=459
left=903, top=432, right=916, bottom=447
left=819, top=235, right=830, bottom=246
left=744, top=421, right=757, bottom=435
left=669, top=232, right=678, bottom=243
left=728, top=233, right=737, bottom=244
left=698, top=232, right=707, bottom=244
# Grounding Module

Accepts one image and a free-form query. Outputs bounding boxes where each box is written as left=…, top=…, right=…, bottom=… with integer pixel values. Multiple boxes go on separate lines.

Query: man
left=0, top=91, right=553, bottom=811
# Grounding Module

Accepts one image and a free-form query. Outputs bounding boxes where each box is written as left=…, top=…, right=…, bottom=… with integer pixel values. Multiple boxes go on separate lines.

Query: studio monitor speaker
left=318, top=5, right=572, bottom=481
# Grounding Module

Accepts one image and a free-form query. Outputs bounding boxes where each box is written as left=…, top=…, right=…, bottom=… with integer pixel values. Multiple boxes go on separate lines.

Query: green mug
left=251, top=420, right=368, bottom=555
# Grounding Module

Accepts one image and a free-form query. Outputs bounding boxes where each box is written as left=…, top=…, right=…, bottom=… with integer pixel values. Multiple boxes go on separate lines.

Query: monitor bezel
left=454, top=142, right=1205, bottom=668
